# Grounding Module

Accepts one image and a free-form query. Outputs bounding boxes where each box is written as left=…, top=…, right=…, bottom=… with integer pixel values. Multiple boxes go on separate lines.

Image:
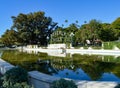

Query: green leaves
left=2, top=66, right=29, bottom=88
left=51, top=79, right=77, bottom=88
left=1, top=29, right=18, bottom=46
left=111, top=17, right=120, bottom=30
left=2, top=11, right=57, bottom=46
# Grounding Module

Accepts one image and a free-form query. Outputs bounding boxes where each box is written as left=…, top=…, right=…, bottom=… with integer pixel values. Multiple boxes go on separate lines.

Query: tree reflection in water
left=1, top=50, right=120, bottom=81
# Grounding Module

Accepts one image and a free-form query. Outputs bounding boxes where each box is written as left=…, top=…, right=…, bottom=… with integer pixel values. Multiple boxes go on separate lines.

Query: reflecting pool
left=1, top=50, right=120, bottom=82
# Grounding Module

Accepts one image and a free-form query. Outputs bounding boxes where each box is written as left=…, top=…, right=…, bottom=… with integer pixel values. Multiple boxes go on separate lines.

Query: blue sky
left=0, top=0, right=120, bottom=37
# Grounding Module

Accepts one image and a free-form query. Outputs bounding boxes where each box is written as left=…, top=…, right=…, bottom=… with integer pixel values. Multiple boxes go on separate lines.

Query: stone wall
left=0, top=59, right=14, bottom=74
left=28, top=71, right=118, bottom=88
left=28, top=71, right=60, bottom=88
left=47, top=44, right=66, bottom=49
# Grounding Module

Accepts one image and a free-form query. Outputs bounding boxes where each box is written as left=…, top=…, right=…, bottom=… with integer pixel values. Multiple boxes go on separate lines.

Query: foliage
left=2, top=11, right=57, bottom=46
left=2, top=82, right=32, bottom=88
left=103, top=42, right=114, bottom=49
left=2, top=11, right=120, bottom=46
left=2, top=66, right=28, bottom=88
left=1, top=29, right=18, bottom=46
left=116, top=42, right=120, bottom=49
left=0, top=38, right=2, bottom=44
left=98, top=28, right=117, bottom=41
left=1, top=10, right=120, bottom=46
left=50, top=27, right=64, bottom=44
left=103, top=42, right=120, bottom=49
left=98, top=23, right=117, bottom=41
left=50, top=79, right=77, bottom=88
left=111, top=17, right=120, bottom=30
left=75, top=19, right=102, bottom=44
left=50, top=23, right=78, bottom=44
left=111, top=17, right=120, bottom=38
left=65, top=23, right=78, bottom=34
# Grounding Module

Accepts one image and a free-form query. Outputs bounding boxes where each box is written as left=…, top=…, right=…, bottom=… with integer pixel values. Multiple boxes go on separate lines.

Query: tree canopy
left=111, top=17, right=120, bottom=30
left=1, top=29, right=18, bottom=46
left=1, top=11, right=120, bottom=46
left=2, top=11, right=57, bottom=46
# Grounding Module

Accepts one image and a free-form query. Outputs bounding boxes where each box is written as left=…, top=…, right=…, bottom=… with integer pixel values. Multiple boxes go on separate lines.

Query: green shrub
left=103, top=42, right=120, bottom=49
left=2, top=82, right=32, bottom=88
left=2, top=66, right=28, bottom=88
left=115, top=42, right=120, bottom=49
left=50, top=79, right=77, bottom=88
left=103, top=42, right=114, bottom=49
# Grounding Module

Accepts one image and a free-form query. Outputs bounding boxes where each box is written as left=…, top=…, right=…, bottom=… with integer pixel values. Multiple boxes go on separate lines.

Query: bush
left=2, top=66, right=28, bottom=88
left=103, top=42, right=120, bottom=49
left=50, top=79, right=77, bottom=88
left=103, top=42, right=114, bottom=49
left=2, top=82, right=32, bottom=88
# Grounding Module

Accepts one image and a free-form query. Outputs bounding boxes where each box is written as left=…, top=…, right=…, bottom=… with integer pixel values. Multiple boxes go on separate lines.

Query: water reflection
left=1, top=50, right=120, bottom=82
left=22, top=49, right=120, bottom=58
left=22, top=49, right=66, bottom=57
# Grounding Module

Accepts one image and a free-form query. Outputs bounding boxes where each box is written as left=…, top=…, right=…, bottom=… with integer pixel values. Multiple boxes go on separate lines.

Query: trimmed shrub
left=50, top=79, right=77, bottom=88
left=2, top=66, right=28, bottom=88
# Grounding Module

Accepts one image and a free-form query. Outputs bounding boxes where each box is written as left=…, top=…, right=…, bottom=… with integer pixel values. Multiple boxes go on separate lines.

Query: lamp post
left=70, top=32, right=74, bottom=47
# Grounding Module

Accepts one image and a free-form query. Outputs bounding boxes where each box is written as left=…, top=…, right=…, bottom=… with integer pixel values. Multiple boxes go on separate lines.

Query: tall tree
left=65, top=23, right=78, bottom=34
left=88, top=19, right=102, bottom=40
left=64, top=23, right=78, bottom=45
left=76, top=19, right=102, bottom=44
left=98, top=23, right=117, bottom=41
left=11, top=11, right=57, bottom=45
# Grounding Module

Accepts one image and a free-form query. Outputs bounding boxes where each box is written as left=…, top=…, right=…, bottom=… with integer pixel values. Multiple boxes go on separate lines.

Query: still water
left=1, top=50, right=120, bottom=82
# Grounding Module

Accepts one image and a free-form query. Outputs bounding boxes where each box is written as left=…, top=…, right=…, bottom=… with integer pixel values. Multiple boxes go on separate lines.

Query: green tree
left=111, top=17, right=120, bottom=30
left=75, top=19, right=102, bottom=44
left=111, top=17, right=120, bottom=38
left=64, top=23, right=78, bottom=45
left=51, top=79, right=77, bottom=88
left=75, top=29, right=87, bottom=44
left=0, top=38, right=3, bottom=44
left=1, top=29, right=18, bottom=46
left=50, top=27, right=64, bottom=44
left=11, top=11, right=57, bottom=45
left=65, top=23, right=78, bottom=34
left=88, top=19, right=102, bottom=40
left=98, top=23, right=117, bottom=41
